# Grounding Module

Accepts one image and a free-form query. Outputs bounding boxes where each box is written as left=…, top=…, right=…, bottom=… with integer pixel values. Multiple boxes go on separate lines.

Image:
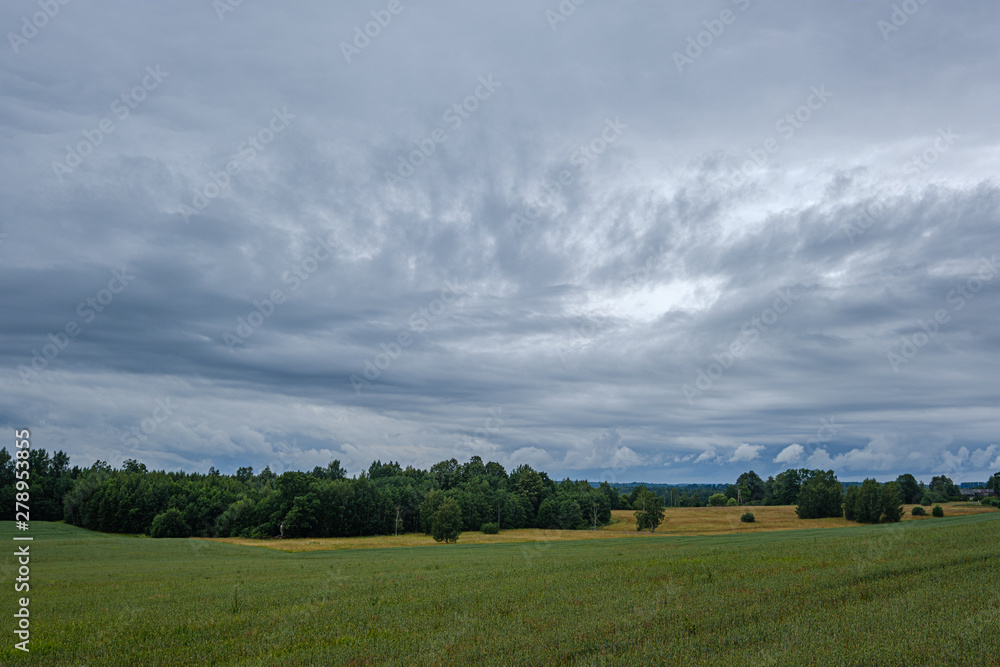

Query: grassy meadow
left=2, top=511, right=999, bottom=665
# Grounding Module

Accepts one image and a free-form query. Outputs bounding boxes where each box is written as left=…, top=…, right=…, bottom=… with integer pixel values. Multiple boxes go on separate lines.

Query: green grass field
left=2, top=515, right=999, bottom=665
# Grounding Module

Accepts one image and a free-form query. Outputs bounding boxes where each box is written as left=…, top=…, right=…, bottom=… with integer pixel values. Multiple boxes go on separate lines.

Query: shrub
left=911, top=506, right=926, bottom=516
left=920, top=496, right=932, bottom=506
left=708, top=493, right=728, bottom=507
left=740, top=512, right=755, bottom=523
left=932, top=505, right=944, bottom=517
left=149, top=508, right=191, bottom=538
left=480, top=522, right=499, bottom=534
left=727, top=498, right=738, bottom=506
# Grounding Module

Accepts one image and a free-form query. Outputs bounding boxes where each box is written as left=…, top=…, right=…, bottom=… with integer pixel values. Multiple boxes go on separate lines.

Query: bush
left=920, top=496, right=932, bottom=506
left=708, top=493, right=728, bottom=507
left=932, top=505, right=944, bottom=517
left=740, top=512, right=755, bottom=523
left=911, top=506, right=926, bottom=516
left=480, top=522, right=499, bottom=534
left=149, top=508, right=191, bottom=538
left=727, top=497, right=738, bottom=506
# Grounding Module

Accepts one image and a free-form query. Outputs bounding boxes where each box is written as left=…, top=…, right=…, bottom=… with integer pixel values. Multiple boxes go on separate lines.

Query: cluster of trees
left=0, top=448, right=78, bottom=521
left=844, top=479, right=904, bottom=523
left=2, top=453, right=617, bottom=540
left=713, top=469, right=993, bottom=517
left=3, top=448, right=996, bottom=539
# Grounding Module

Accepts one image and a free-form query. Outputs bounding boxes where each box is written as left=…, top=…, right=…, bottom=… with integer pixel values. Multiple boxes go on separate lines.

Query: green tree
left=895, top=474, right=921, bottom=504
left=987, top=472, right=1000, bottom=497
left=708, top=493, right=728, bottom=507
left=795, top=470, right=843, bottom=519
left=430, top=458, right=460, bottom=491
left=726, top=497, right=738, bottom=506
left=929, top=475, right=960, bottom=500
left=150, top=508, right=191, bottom=538
left=855, top=479, right=884, bottom=523
left=634, top=490, right=664, bottom=532
left=535, top=496, right=558, bottom=529
left=431, top=497, right=463, bottom=543
left=881, top=481, right=904, bottom=523
left=769, top=469, right=805, bottom=506
left=736, top=470, right=766, bottom=503
left=844, top=485, right=859, bottom=521
left=557, top=499, right=582, bottom=529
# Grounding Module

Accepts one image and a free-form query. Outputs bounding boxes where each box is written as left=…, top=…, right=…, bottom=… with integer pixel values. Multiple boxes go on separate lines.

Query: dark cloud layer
left=1, top=1, right=997, bottom=483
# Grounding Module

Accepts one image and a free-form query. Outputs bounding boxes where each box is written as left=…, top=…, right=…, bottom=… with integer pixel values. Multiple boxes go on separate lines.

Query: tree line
left=1, top=448, right=996, bottom=538
left=1, top=452, right=618, bottom=539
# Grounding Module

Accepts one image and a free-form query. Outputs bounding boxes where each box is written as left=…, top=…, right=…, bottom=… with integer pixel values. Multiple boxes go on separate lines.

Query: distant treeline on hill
left=1, top=448, right=997, bottom=539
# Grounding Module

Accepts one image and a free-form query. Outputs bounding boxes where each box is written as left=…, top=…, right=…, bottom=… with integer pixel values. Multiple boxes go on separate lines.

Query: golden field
left=205, top=502, right=996, bottom=552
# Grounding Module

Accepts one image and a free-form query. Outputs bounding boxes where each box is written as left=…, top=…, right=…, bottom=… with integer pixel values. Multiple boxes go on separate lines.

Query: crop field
left=603, top=502, right=996, bottom=536
left=2, top=513, right=999, bottom=665
left=210, top=502, right=996, bottom=553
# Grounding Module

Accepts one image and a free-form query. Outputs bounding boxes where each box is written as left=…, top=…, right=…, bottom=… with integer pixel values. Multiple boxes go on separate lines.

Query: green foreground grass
left=2, top=516, right=999, bottom=666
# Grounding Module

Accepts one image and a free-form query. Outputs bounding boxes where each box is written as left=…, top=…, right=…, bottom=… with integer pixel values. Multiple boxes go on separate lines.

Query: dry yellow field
left=602, top=502, right=995, bottom=535
left=204, top=502, right=996, bottom=552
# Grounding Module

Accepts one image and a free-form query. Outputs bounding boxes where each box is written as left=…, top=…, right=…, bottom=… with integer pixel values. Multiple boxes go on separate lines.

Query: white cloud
left=969, top=444, right=998, bottom=469
left=611, top=446, right=644, bottom=469
left=807, top=447, right=835, bottom=469
left=508, top=446, right=554, bottom=470
left=730, top=443, right=763, bottom=463
left=774, top=443, right=805, bottom=464
left=694, top=449, right=717, bottom=463
left=940, top=446, right=970, bottom=472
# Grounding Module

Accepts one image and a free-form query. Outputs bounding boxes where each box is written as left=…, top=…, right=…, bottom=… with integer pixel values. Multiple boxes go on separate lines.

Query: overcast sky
left=1, top=1, right=998, bottom=484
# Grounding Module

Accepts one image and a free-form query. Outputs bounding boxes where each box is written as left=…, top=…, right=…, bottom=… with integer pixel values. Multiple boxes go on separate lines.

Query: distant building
left=959, top=488, right=996, bottom=498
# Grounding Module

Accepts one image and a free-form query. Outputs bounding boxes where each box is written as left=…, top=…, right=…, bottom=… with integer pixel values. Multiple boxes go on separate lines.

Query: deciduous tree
left=634, top=490, right=664, bottom=532
left=431, top=497, right=463, bottom=543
